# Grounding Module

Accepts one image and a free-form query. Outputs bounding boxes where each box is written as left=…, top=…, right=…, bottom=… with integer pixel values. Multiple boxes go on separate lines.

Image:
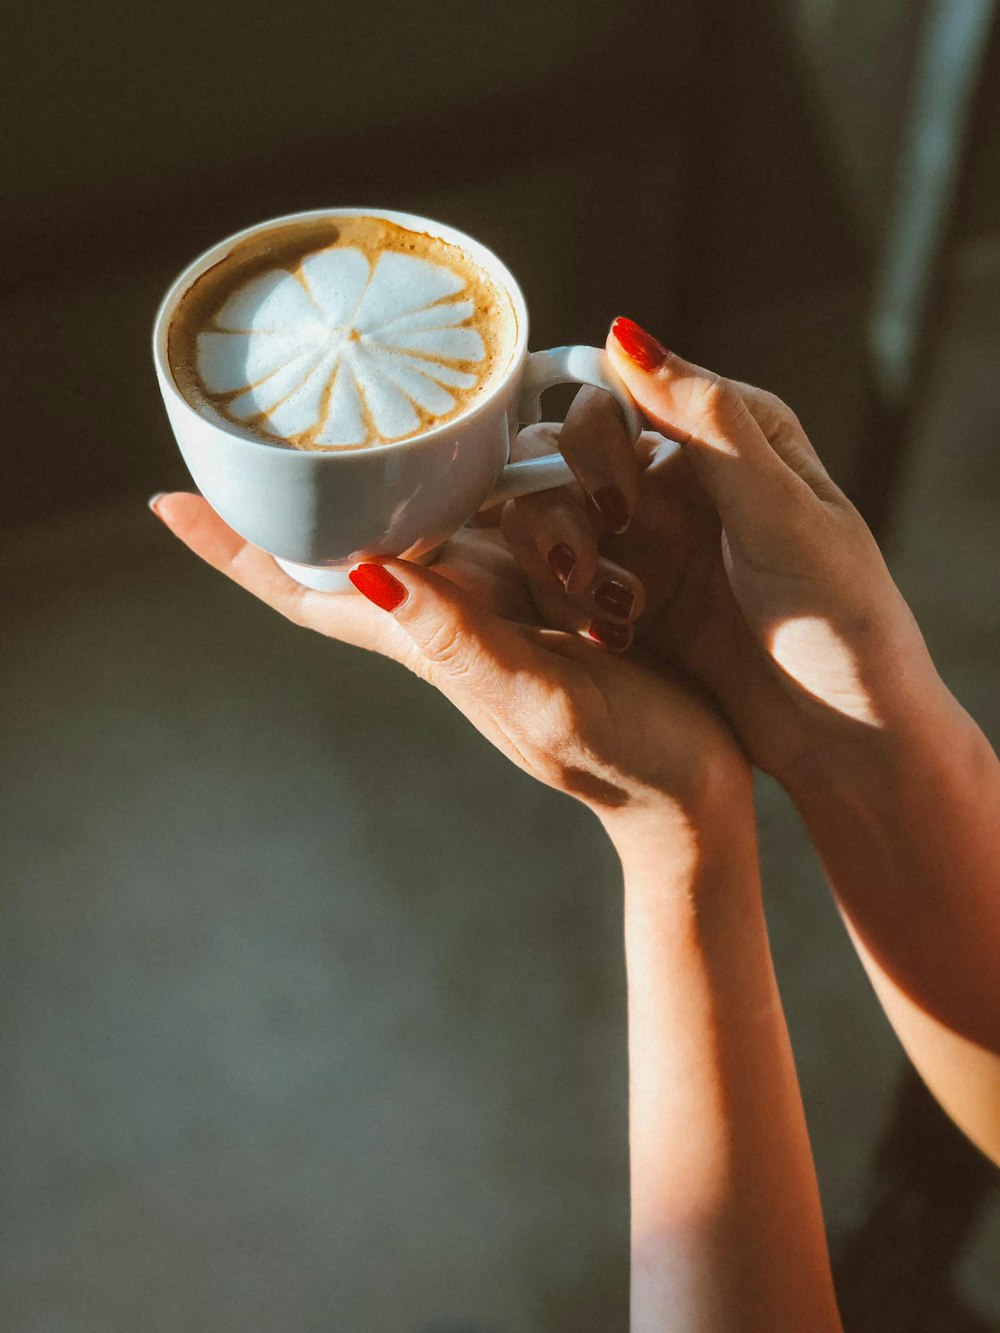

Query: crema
left=168, top=216, right=518, bottom=451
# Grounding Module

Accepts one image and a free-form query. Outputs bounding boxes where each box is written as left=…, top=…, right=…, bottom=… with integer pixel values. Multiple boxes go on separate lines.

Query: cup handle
left=481, top=345, right=643, bottom=507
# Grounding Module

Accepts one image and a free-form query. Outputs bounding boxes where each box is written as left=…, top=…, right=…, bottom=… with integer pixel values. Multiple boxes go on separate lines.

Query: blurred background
left=2, top=1, right=998, bottom=1329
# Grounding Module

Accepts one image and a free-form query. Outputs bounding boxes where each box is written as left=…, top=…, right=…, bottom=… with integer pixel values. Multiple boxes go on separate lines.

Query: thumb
left=348, top=559, right=534, bottom=708
left=606, top=317, right=816, bottom=537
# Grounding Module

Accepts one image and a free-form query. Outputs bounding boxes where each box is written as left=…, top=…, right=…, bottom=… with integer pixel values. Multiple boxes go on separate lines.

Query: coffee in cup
left=167, top=216, right=519, bottom=452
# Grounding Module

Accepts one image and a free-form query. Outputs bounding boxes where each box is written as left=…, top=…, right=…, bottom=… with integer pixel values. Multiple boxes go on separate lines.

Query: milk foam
left=193, top=245, right=498, bottom=447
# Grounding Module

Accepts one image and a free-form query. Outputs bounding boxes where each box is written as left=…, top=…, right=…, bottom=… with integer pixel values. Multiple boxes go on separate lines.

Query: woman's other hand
left=149, top=490, right=746, bottom=845
left=499, top=319, right=962, bottom=795
left=507, top=320, right=1000, bottom=1151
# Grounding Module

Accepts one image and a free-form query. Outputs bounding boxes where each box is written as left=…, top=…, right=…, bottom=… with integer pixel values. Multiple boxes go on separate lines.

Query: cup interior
left=152, top=208, right=531, bottom=456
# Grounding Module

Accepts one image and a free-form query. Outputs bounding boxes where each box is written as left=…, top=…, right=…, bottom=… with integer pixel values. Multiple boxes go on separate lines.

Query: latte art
left=169, top=217, right=517, bottom=450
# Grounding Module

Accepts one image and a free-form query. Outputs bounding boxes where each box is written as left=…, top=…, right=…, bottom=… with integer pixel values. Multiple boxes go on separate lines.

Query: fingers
left=501, top=501, right=643, bottom=653
left=493, top=390, right=639, bottom=536
left=152, top=491, right=575, bottom=715
left=501, top=421, right=671, bottom=599
left=536, top=586, right=636, bottom=653
left=500, top=415, right=655, bottom=652
left=606, top=318, right=821, bottom=537
left=347, top=558, right=533, bottom=689
left=502, top=412, right=650, bottom=597
left=149, top=492, right=397, bottom=653
left=151, top=490, right=313, bottom=615
left=502, top=497, right=644, bottom=615
left=499, top=482, right=599, bottom=596
left=555, top=384, right=642, bottom=533
left=468, top=420, right=563, bottom=528
left=733, top=382, right=845, bottom=503
left=345, top=558, right=592, bottom=761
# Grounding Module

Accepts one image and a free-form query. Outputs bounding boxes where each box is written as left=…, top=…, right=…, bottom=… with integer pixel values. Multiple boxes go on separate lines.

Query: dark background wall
left=3, top=0, right=883, bottom=529
left=3, top=2, right=999, bottom=1330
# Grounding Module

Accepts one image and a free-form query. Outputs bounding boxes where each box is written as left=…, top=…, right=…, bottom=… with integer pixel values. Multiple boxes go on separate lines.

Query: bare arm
left=599, top=325, right=1000, bottom=1163
left=155, top=489, right=845, bottom=1330
left=607, top=789, right=843, bottom=1332
left=788, top=695, right=1000, bottom=1163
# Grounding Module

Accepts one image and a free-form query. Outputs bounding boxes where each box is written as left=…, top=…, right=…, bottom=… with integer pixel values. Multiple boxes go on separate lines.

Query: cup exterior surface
left=153, top=208, right=529, bottom=566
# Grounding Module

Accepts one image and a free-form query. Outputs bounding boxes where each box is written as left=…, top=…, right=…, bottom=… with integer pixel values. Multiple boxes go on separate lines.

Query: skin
left=151, top=483, right=842, bottom=1329
left=151, top=324, right=998, bottom=1323
left=506, top=336, right=1000, bottom=1153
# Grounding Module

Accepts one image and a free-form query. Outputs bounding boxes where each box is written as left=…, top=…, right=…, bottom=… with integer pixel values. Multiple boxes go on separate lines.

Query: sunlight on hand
left=770, top=616, right=883, bottom=727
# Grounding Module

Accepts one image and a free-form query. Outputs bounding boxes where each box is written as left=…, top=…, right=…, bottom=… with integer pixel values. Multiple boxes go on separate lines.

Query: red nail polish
left=590, top=485, right=630, bottom=534
left=547, top=543, right=576, bottom=588
left=589, top=619, right=632, bottom=651
left=593, top=579, right=635, bottom=619
left=349, top=563, right=407, bottom=612
left=611, top=317, right=669, bottom=372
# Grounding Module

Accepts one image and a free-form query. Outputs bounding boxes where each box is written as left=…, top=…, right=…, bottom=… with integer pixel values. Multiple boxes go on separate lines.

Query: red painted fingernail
left=547, top=543, right=576, bottom=589
left=589, top=619, right=632, bottom=651
left=349, top=563, right=407, bottom=612
left=594, top=579, right=635, bottom=619
left=590, top=485, right=630, bottom=534
left=611, top=317, right=669, bottom=372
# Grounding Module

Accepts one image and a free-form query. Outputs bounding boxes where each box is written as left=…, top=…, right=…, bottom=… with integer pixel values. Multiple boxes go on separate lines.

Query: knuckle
left=393, top=626, right=436, bottom=680
left=420, top=616, right=469, bottom=671
left=752, top=393, right=822, bottom=468
left=755, top=387, right=799, bottom=428
left=579, top=382, right=627, bottom=430
left=511, top=422, right=561, bottom=462
left=685, top=373, right=739, bottom=436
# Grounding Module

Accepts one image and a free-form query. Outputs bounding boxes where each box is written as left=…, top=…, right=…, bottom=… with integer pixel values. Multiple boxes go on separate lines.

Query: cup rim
left=152, top=207, right=530, bottom=458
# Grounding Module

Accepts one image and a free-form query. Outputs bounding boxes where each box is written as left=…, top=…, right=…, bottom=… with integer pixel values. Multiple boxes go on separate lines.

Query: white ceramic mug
left=152, top=208, right=641, bottom=591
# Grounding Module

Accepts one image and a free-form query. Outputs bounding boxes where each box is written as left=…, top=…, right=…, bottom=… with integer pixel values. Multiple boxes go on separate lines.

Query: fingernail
left=590, top=485, right=630, bottom=534
left=593, top=579, right=635, bottom=619
left=147, top=492, right=166, bottom=517
left=348, top=563, right=407, bottom=612
left=547, top=543, right=576, bottom=589
left=589, top=619, right=632, bottom=651
left=611, top=316, right=669, bottom=372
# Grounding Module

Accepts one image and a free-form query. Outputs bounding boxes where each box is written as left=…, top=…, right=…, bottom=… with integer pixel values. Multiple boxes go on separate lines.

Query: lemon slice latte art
left=169, top=217, right=516, bottom=451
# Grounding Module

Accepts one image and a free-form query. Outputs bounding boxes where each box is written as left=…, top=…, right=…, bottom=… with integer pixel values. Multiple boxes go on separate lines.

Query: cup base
left=275, top=547, right=444, bottom=592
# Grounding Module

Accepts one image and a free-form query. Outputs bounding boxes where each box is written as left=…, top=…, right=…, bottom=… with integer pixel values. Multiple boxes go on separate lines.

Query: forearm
left=789, top=690, right=1000, bottom=1053
left=788, top=691, right=1000, bottom=1161
left=606, top=787, right=841, bottom=1333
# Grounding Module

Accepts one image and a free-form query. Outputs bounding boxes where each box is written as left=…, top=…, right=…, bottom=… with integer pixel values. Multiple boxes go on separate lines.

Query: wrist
left=600, top=751, right=757, bottom=888
left=772, top=580, right=968, bottom=802
left=786, top=677, right=989, bottom=828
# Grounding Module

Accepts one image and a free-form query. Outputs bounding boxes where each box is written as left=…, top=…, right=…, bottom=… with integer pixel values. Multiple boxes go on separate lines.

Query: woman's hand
left=500, top=318, right=962, bottom=794
left=507, top=320, right=1000, bottom=1151
left=150, top=426, right=845, bottom=1326
left=149, top=490, right=745, bottom=841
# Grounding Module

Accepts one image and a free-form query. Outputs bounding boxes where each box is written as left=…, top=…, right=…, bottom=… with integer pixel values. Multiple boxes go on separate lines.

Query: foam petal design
left=315, top=359, right=368, bottom=447
left=374, top=299, right=476, bottom=340
left=375, top=358, right=457, bottom=415
left=197, top=329, right=308, bottom=394
left=299, top=249, right=371, bottom=325
left=384, top=326, right=486, bottom=362
left=214, top=271, right=321, bottom=332
left=227, top=346, right=324, bottom=418
left=352, top=253, right=465, bottom=332
left=196, top=243, right=493, bottom=444
left=352, top=349, right=421, bottom=438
